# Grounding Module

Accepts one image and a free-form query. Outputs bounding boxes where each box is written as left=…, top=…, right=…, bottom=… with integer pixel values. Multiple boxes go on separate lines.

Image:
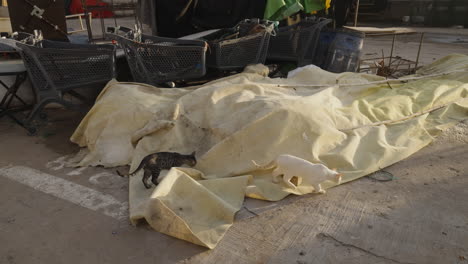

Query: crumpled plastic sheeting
left=129, top=168, right=252, bottom=249
left=70, top=54, right=468, bottom=248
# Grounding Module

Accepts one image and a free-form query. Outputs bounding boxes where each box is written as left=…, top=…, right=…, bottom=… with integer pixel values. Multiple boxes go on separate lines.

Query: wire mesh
left=268, top=18, right=331, bottom=66
left=108, top=27, right=207, bottom=85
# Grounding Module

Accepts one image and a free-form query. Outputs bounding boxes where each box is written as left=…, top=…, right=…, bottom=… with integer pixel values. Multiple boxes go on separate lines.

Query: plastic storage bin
left=268, top=18, right=331, bottom=66
left=108, top=27, right=207, bottom=85
left=204, top=19, right=275, bottom=70
left=320, top=29, right=364, bottom=73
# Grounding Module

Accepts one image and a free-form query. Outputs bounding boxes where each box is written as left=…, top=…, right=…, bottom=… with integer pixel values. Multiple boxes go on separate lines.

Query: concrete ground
left=0, top=26, right=467, bottom=264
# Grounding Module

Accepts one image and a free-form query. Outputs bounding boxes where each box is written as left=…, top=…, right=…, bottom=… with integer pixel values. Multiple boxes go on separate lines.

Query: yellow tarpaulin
left=70, top=54, right=468, bottom=248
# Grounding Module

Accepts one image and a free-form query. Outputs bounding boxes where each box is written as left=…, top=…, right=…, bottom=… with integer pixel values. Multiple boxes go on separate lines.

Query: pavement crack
left=243, top=205, right=259, bottom=216
left=317, top=233, right=416, bottom=264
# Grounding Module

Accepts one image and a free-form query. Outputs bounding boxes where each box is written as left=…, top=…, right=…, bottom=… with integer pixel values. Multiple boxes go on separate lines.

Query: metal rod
left=81, top=0, right=94, bottom=43
left=111, top=0, right=117, bottom=27
left=132, top=0, right=138, bottom=27
left=353, top=0, right=360, bottom=27
left=414, top=32, right=425, bottom=70
left=151, top=0, right=158, bottom=35
left=100, top=14, right=105, bottom=40
left=79, top=15, right=84, bottom=30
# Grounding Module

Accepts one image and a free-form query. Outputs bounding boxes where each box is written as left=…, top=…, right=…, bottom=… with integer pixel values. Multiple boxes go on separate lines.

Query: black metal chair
left=108, top=27, right=207, bottom=86
left=203, top=19, right=275, bottom=70
left=0, top=33, right=35, bottom=131
left=0, top=61, right=29, bottom=129
left=16, top=39, right=116, bottom=134
left=267, top=18, right=332, bottom=67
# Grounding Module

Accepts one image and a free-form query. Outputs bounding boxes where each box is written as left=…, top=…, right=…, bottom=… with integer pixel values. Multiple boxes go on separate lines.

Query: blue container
left=313, top=30, right=336, bottom=68
left=321, top=29, right=364, bottom=73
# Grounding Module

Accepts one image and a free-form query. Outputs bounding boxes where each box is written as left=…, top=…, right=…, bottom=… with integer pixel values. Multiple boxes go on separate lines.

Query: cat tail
left=251, top=159, right=276, bottom=170
left=116, top=168, right=140, bottom=177
left=116, top=169, right=140, bottom=177
left=116, top=170, right=130, bottom=177
left=116, top=156, right=147, bottom=177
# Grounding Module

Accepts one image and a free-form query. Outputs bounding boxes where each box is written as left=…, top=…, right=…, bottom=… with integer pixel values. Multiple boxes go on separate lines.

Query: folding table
left=0, top=59, right=31, bottom=130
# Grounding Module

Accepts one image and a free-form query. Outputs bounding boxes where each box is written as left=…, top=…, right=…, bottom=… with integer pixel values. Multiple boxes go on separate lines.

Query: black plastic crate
left=14, top=38, right=116, bottom=134
left=108, top=28, right=207, bottom=85
left=17, top=40, right=116, bottom=92
left=267, top=18, right=331, bottom=67
left=204, top=19, right=275, bottom=70
left=107, top=28, right=148, bottom=84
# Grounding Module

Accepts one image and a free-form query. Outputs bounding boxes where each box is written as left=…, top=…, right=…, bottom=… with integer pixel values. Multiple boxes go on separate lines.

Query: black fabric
left=149, top=0, right=266, bottom=38
left=191, top=0, right=266, bottom=30
left=154, top=0, right=195, bottom=38
left=330, top=0, right=354, bottom=28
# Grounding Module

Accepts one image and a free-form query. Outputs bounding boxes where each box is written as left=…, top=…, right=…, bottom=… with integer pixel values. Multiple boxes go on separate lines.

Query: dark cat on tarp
left=117, top=151, right=197, bottom=189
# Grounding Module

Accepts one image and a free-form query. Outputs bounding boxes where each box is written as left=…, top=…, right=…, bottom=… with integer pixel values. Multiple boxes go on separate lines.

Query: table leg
left=0, top=79, right=27, bottom=106
left=0, top=72, right=30, bottom=127
left=1, top=72, right=28, bottom=109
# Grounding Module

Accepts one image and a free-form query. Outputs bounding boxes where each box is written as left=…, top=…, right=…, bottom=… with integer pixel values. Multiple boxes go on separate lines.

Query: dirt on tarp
left=70, top=54, right=468, bottom=248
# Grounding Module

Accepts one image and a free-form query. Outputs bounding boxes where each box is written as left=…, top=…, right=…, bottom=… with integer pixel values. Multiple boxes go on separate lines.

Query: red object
left=70, top=0, right=114, bottom=18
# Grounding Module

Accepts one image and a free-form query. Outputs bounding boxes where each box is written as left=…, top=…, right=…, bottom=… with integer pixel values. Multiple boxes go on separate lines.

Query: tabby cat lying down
left=117, top=151, right=197, bottom=189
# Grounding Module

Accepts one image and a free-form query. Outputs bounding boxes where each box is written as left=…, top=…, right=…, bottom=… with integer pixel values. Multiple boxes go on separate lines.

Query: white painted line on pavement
left=0, top=166, right=128, bottom=220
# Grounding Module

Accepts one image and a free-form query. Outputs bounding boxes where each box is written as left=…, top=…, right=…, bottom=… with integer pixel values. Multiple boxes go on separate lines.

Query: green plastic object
left=264, top=0, right=328, bottom=21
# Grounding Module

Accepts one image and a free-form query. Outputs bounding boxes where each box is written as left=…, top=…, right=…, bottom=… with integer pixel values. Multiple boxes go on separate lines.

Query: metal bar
left=100, top=13, right=106, bottom=40
left=65, top=13, right=85, bottom=18
left=0, top=80, right=11, bottom=106
left=0, top=72, right=28, bottom=110
left=3, top=73, right=27, bottom=109
left=414, top=32, right=425, bottom=70
left=132, top=0, right=138, bottom=26
left=79, top=15, right=84, bottom=30
left=353, top=0, right=360, bottom=27
left=361, top=57, right=415, bottom=63
left=111, top=0, right=117, bottom=27
left=151, top=0, right=158, bottom=35
left=81, top=0, right=94, bottom=43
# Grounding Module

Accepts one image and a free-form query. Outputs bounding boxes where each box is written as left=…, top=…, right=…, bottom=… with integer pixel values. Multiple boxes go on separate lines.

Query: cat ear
left=332, top=168, right=337, bottom=171
left=191, top=151, right=196, bottom=157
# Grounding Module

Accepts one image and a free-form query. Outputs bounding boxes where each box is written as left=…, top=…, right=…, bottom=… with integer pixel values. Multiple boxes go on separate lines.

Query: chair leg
left=66, top=90, right=92, bottom=106
left=9, top=73, right=28, bottom=106
left=4, top=111, right=27, bottom=128
left=24, top=97, right=89, bottom=135
left=0, top=72, right=28, bottom=107
left=57, top=98, right=88, bottom=113
left=23, top=98, right=54, bottom=130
